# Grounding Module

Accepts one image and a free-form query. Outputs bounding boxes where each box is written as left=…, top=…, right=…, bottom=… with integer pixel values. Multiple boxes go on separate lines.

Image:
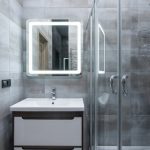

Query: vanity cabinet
left=12, top=112, right=83, bottom=150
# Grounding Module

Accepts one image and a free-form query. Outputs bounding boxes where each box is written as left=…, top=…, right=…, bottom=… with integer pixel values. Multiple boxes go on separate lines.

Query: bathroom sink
left=10, top=98, right=84, bottom=112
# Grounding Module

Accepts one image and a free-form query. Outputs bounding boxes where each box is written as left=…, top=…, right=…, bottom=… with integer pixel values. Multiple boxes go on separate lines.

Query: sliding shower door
left=94, top=0, right=120, bottom=149
left=93, top=0, right=150, bottom=150
left=121, top=0, right=150, bottom=149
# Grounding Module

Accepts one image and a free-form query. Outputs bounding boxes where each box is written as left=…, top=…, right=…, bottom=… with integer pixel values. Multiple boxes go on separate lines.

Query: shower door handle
left=110, top=75, right=118, bottom=94
left=121, top=74, right=129, bottom=96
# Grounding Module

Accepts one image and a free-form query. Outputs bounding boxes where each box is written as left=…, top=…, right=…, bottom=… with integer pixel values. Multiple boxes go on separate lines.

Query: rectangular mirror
left=26, top=20, right=82, bottom=75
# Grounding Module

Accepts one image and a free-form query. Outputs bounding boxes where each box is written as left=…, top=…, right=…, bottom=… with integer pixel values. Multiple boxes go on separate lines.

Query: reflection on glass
left=52, top=20, right=69, bottom=70
left=39, top=33, right=48, bottom=70
left=98, top=23, right=105, bottom=74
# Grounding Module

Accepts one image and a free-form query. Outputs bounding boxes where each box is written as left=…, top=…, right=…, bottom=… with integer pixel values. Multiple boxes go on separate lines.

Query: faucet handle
left=51, top=88, right=56, bottom=100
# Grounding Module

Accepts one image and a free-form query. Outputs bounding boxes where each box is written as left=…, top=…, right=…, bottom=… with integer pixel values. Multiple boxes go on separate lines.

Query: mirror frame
left=26, top=20, right=82, bottom=75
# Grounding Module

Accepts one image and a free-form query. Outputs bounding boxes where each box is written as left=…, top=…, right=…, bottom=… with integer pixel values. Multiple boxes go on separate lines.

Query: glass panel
left=94, top=0, right=119, bottom=150
left=121, top=0, right=150, bottom=149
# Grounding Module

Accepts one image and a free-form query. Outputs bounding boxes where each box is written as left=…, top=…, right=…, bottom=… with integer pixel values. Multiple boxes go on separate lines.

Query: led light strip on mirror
left=98, top=23, right=106, bottom=74
left=27, top=21, right=82, bottom=75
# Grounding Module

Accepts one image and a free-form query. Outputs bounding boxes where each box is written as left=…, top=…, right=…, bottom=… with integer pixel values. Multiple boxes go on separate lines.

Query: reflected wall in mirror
left=26, top=20, right=82, bottom=75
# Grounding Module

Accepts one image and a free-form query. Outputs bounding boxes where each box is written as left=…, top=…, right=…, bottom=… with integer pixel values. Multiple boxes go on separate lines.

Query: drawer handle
left=20, top=117, right=80, bottom=120
left=17, top=147, right=81, bottom=150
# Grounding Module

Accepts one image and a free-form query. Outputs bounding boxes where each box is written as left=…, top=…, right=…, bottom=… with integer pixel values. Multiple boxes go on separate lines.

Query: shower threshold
left=97, top=146, right=150, bottom=150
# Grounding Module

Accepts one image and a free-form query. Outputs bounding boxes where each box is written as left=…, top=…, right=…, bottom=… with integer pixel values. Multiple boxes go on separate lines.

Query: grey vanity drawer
left=14, top=117, right=82, bottom=146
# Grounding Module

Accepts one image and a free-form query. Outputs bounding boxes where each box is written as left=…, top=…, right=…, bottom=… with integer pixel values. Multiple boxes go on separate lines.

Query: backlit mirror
left=26, top=20, right=82, bottom=75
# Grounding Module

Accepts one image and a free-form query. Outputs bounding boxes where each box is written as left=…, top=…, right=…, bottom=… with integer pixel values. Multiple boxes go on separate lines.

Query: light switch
left=1, top=79, right=11, bottom=88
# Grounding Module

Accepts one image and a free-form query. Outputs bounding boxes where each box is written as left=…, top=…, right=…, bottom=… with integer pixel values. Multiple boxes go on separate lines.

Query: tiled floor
left=97, top=146, right=150, bottom=150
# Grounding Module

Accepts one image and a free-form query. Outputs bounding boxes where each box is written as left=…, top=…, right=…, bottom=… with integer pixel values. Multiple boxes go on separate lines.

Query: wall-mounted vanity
left=10, top=98, right=84, bottom=150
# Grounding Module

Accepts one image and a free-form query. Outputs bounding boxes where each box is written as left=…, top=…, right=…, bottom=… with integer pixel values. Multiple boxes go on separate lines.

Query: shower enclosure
left=89, top=0, right=150, bottom=150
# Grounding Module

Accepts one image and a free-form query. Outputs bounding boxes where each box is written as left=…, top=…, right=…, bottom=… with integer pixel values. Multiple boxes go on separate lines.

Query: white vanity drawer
left=14, top=117, right=82, bottom=146
left=14, top=148, right=81, bottom=150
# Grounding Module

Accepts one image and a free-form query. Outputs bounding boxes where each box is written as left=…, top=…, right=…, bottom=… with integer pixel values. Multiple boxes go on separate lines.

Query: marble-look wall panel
left=130, top=72, right=150, bottom=93
left=138, top=8, right=150, bottom=33
left=0, top=0, right=9, bottom=17
left=131, top=116, right=150, bottom=146
left=97, top=115, right=131, bottom=146
left=0, top=0, right=24, bottom=149
left=131, top=55, right=150, bottom=72
left=10, top=0, right=22, bottom=26
left=121, top=0, right=139, bottom=8
left=0, top=72, right=10, bottom=119
left=0, top=13, right=9, bottom=49
left=16, top=0, right=23, bottom=6
left=22, top=0, right=91, bottom=8
left=22, top=8, right=45, bottom=29
left=122, top=9, right=138, bottom=30
left=0, top=51, right=9, bottom=72
left=97, top=0, right=148, bottom=8
left=9, top=73, right=24, bottom=102
left=131, top=92, right=150, bottom=115
left=23, top=77, right=45, bottom=98
left=96, top=0, right=117, bottom=8
left=44, top=77, right=88, bottom=98
left=22, top=7, right=91, bottom=28
left=137, top=0, right=150, bottom=8
left=104, top=30, right=117, bottom=51
left=10, top=54, right=22, bottom=73
left=10, top=21, right=22, bottom=55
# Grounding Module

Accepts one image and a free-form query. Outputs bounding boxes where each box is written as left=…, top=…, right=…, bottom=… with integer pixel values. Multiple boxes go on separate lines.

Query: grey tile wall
left=0, top=0, right=24, bottom=149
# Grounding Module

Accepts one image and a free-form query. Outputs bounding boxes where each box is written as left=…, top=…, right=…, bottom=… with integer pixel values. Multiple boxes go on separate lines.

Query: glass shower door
left=93, top=0, right=150, bottom=150
left=121, top=0, right=150, bottom=149
left=94, top=0, right=120, bottom=150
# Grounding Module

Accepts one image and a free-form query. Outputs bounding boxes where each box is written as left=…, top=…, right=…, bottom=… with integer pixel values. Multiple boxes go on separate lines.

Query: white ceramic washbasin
left=10, top=98, right=84, bottom=112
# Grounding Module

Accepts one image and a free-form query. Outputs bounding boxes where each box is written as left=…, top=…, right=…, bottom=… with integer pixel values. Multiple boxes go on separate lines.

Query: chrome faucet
left=51, top=88, right=56, bottom=100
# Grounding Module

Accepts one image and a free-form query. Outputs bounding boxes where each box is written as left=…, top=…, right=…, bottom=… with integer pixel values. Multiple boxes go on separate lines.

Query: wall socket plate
left=1, top=79, right=11, bottom=88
